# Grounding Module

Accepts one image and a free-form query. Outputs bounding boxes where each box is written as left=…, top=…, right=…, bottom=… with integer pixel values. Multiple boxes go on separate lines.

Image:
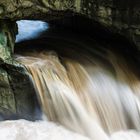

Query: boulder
left=0, top=20, right=40, bottom=120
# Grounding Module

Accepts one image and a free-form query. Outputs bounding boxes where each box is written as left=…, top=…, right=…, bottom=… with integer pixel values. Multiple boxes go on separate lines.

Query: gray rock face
left=80, top=0, right=140, bottom=49
left=0, top=20, right=39, bottom=120
left=0, top=0, right=75, bottom=20
left=0, top=67, right=16, bottom=118
left=0, top=20, right=17, bottom=61
left=6, top=62, right=40, bottom=120
left=0, top=62, right=39, bottom=120
left=0, top=0, right=140, bottom=47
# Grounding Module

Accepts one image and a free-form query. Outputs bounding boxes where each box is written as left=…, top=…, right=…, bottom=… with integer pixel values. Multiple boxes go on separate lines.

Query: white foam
left=1, top=120, right=140, bottom=140
left=0, top=120, right=90, bottom=140
left=111, top=130, right=140, bottom=140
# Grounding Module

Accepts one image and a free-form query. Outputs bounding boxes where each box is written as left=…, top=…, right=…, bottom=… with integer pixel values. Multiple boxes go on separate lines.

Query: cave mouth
left=16, top=20, right=49, bottom=43
left=14, top=18, right=140, bottom=91
left=15, top=18, right=139, bottom=64
left=15, top=17, right=138, bottom=54
left=14, top=17, right=140, bottom=78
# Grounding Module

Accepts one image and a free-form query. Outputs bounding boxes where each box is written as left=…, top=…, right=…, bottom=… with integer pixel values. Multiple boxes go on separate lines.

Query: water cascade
left=15, top=47, right=140, bottom=140
left=1, top=20, right=140, bottom=140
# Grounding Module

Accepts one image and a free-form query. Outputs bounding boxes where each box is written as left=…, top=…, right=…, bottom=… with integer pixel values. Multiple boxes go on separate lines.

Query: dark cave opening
left=15, top=17, right=140, bottom=76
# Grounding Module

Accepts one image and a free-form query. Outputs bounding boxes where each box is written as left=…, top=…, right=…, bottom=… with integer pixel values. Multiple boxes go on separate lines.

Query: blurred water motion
left=15, top=47, right=140, bottom=140
left=6, top=20, right=140, bottom=140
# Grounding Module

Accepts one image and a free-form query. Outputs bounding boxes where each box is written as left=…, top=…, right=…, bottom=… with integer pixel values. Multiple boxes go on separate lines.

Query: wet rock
left=3, top=62, right=41, bottom=120
left=0, top=68, right=16, bottom=118
left=0, top=62, right=40, bottom=120
left=0, top=20, right=40, bottom=120
left=0, top=20, right=17, bottom=61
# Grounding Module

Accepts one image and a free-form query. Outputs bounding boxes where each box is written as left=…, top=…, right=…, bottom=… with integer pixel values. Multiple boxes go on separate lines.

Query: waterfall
left=13, top=48, right=140, bottom=140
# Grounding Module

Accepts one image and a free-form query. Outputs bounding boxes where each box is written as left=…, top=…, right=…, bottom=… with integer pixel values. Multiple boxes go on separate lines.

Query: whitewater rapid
left=0, top=120, right=140, bottom=140
left=0, top=120, right=89, bottom=140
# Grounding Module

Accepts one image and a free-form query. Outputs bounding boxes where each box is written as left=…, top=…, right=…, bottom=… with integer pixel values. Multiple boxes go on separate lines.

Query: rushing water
left=14, top=48, right=140, bottom=140
left=1, top=20, right=140, bottom=140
